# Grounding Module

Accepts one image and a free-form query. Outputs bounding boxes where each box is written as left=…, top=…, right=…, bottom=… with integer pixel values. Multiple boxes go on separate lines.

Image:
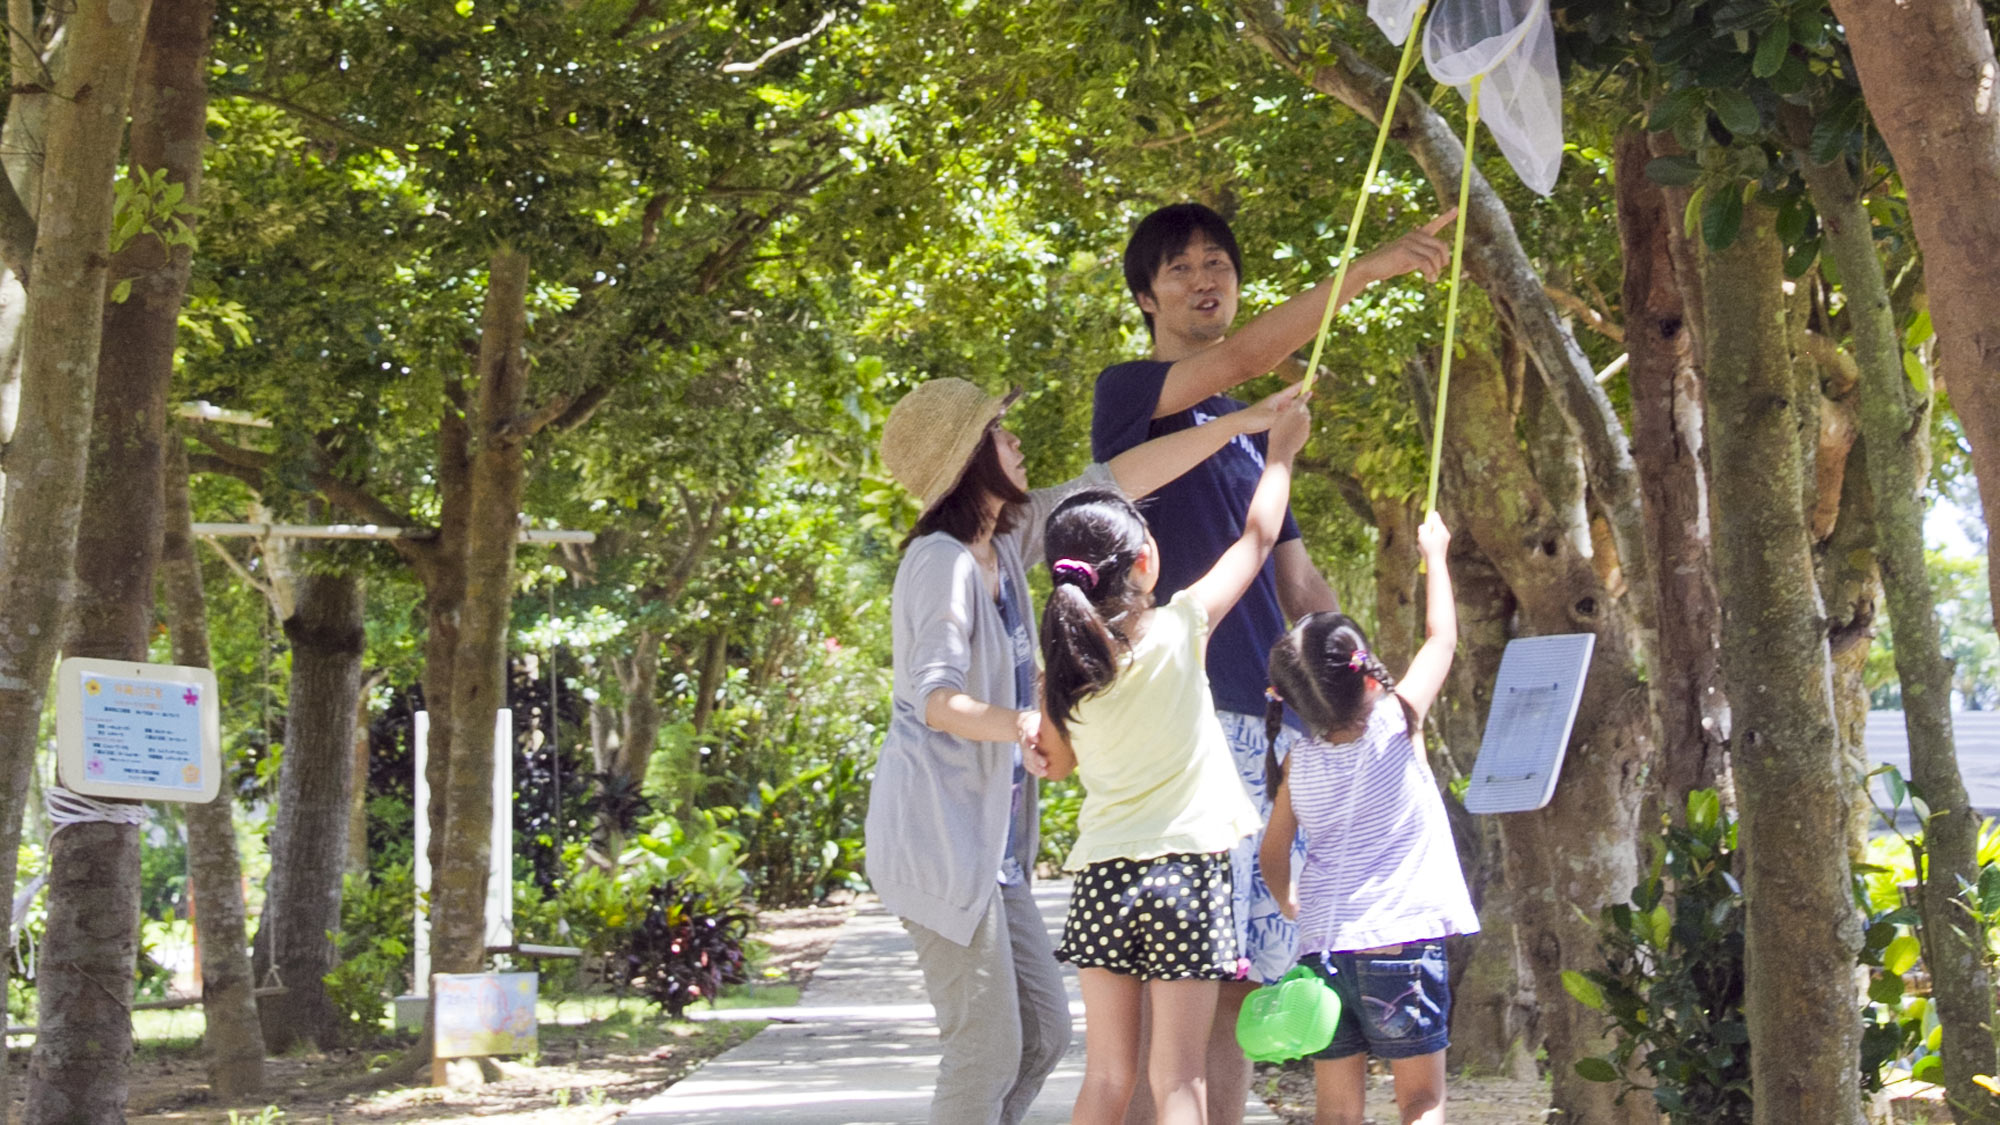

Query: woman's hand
left=1232, top=381, right=1308, bottom=436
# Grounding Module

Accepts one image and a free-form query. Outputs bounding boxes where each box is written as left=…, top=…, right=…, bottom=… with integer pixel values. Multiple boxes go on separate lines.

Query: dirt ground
left=5, top=899, right=855, bottom=1125
left=1258, top=1060, right=1552, bottom=1124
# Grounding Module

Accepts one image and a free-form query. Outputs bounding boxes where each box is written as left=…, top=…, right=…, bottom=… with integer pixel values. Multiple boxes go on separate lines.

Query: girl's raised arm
left=1393, top=513, right=1458, bottom=730
left=1183, top=394, right=1311, bottom=630
left=1104, top=382, right=1304, bottom=500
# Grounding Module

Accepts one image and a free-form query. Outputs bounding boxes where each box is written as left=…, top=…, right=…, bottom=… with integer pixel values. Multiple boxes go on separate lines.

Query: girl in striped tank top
left=1258, top=513, right=1473, bottom=1125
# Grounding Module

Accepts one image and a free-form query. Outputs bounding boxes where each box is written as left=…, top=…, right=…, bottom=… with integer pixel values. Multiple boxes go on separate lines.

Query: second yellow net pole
left=1298, top=4, right=1429, bottom=397
left=1423, top=73, right=1482, bottom=520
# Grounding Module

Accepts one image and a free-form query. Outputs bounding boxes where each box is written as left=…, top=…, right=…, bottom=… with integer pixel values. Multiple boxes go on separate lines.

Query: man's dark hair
left=1122, top=202, right=1244, bottom=338
left=904, top=430, right=1030, bottom=547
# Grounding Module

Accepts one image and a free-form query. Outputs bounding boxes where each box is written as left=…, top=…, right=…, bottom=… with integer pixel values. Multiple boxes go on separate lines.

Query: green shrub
left=1852, top=764, right=2000, bottom=1088
left=1567, top=789, right=1751, bottom=1122
left=325, top=861, right=414, bottom=1040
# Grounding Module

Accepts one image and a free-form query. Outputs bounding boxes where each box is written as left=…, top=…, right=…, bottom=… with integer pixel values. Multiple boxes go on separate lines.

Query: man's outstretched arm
left=1153, top=214, right=1454, bottom=418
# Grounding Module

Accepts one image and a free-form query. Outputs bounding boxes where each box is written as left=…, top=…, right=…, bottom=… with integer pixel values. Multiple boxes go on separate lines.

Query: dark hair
left=1038, top=489, right=1155, bottom=737
left=1123, top=202, right=1244, bottom=338
left=906, top=430, right=1030, bottom=547
left=1263, top=612, right=1406, bottom=790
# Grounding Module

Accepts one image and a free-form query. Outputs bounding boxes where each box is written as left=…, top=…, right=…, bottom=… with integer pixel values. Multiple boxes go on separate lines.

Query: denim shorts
left=1303, top=940, right=1452, bottom=1061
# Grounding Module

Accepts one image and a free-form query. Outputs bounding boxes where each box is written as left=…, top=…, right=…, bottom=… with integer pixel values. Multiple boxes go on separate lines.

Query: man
left=1091, top=201, right=1451, bottom=1124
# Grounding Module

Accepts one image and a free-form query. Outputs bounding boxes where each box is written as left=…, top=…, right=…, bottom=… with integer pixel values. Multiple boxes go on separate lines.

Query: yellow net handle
left=1423, top=72, right=1483, bottom=520
left=1297, top=2, right=1430, bottom=398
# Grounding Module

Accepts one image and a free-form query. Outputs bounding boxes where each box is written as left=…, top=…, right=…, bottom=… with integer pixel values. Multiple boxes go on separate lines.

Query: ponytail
left=1262, top=692, right=1287, bottom=793
left=1039, top=489, right=1153, bottom=737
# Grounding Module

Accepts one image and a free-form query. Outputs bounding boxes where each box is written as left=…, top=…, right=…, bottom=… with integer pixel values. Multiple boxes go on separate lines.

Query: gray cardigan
left=865, top=464, right=1116, bottom=946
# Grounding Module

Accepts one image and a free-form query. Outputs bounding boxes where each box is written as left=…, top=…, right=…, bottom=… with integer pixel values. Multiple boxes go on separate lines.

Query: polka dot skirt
left=1056, top=852, right=1242, bottom=981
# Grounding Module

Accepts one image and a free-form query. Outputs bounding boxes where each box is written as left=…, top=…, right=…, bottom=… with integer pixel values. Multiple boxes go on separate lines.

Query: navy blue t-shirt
left=1091, top=359, right=1301, bottom=720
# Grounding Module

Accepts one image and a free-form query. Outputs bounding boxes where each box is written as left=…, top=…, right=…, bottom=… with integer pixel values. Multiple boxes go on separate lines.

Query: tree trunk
left=1697, top=197, right=1864, bottom=1125
left=1429, top=543, right=1535, bottom=1079
left=0, top=0, right=53, bottom=530
left=615, top=628, right=662, bottom=785
left=1827, top=0, right=2000, bottom=640
left=39, top=0, right=208, bottom=1102
left=1434, top=343, right=1657, bottom=1124
left=349, top=672, right=385, bottom=876
left=419, top=403, right=472, bottom=921
left=253, top=561, right=364, bottom=1052
left=1368, top=493, right=1422, bottom=671
left=1614, top=128, right=1727, bottom=810
left=1819, top=444, right=1883, bottom=862
left=430, top=248, right=532, bottom=1001
left=1799, top=139, right=1998, bottom=1122
left=160, top=439, right=265, bottom=1098
left=0, top=2, right=153, bottom=1118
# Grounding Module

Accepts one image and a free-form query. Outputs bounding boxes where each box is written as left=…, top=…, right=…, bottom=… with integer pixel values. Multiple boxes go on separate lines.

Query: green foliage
left=110, top=165, right=201, bottom=302
left=325, top=862, right=415, bottom=1040
left=1866, top=551, right=1999, bottom=711
left=1572, top=789, right=1751, bottom=1122
left=1857, top=766, right=2000, bottom=1086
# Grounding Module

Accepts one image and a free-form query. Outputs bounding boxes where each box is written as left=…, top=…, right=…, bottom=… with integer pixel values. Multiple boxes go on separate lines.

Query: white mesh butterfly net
left=1422, top=0, right=1563, bottom=196
left=1367, top=0, right=1425, bottom=46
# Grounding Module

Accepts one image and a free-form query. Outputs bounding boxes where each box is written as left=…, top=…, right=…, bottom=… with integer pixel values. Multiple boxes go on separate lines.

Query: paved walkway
left=621, top=879, right=1279, bottom=1124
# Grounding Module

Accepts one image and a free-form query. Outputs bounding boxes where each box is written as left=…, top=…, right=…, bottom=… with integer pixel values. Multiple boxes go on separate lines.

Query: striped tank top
left=1290, top=696, right=1479, bottom=955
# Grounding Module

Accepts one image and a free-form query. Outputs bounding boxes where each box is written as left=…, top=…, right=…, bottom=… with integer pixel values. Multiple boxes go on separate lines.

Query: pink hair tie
left=1347, top=648, right=1372, bottom=672
left=1051, top=559, right=1099, bottom=589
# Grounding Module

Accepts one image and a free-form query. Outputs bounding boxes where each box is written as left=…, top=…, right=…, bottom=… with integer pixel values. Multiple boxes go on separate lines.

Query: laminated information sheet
left=56, top=657, right=221, bottom=803
left=1463, top=634, right=1595, bottom=814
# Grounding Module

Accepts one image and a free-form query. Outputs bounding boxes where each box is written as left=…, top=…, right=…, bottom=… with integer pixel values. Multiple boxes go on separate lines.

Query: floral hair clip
left=1347, top=648, right=1372, bottom=672
left=1051, top=558, right=1099, bottom=590
left=1264, top=686, right=1283, bottom=704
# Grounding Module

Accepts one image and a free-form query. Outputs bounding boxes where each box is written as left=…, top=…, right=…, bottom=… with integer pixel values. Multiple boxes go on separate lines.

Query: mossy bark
left=1697, top=197, right=1864, bottom=1125
left=1799, top=137, right=1999, bottom=1124
left=1432, top=343, right=1657, bottom=1124
left=1614, top=128, right=1727, bottom=810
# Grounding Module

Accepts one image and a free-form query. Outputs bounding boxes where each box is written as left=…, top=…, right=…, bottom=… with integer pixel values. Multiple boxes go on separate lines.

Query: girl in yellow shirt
left=1035, top=396, right=1310, bottom=1125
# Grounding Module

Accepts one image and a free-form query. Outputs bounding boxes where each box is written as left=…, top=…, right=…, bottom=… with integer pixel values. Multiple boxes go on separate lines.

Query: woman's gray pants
left=904, top=879, right=1072, bottom=1124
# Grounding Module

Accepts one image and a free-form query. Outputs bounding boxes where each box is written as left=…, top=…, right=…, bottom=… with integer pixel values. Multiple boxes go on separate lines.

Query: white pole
left=486, top=708, right=514, bottom=955
left=412, top=710, right=431, bottom=997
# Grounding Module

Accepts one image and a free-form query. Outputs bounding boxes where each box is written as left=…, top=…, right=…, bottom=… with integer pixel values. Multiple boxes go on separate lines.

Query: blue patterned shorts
left=1302, top=940, right=1453, bottom=1061
left=1217, top=711, right=1304, bottom=985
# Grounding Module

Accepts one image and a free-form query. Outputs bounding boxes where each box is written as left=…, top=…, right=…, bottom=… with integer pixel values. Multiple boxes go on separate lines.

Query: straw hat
left=880, top=379, right=1022, bottom=515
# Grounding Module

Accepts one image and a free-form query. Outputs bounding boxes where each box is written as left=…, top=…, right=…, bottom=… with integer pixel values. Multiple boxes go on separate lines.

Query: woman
left=867, top=376, right=1307, bottom=1124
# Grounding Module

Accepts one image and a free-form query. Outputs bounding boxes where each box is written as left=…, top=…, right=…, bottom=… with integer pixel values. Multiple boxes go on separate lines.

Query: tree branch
left=0, top=159, right=34, bottom=283
left=238, top=90, right=393, bottom=154
left=549, top=383, right=611, bottom=433
left=1544, top=283, right=1624, bottom=343
left=200, top=537, right=276, bottom=604
left=1134, top=115, right=1237, bottom=151
left=184, top=451, right=265, bottom=489
left=186, top=424, right=422, bottom=530
left=720, top=10, right=837, bottom=75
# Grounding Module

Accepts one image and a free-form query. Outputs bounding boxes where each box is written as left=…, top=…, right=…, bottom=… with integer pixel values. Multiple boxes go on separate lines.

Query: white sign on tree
left=54, top=657, right=221, bottom=803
